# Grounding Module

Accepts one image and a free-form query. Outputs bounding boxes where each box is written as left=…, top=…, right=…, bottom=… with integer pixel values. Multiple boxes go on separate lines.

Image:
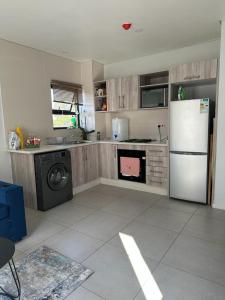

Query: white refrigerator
left=169, top=99, right=210, bottom=203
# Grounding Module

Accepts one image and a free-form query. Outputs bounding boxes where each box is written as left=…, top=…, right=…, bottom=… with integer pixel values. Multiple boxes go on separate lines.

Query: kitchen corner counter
left=99, top=140, right=168, bottom=147
left=8, top=140, right=168, bottom=155
left=7, top=142, right=98, bottom=155
left=8, top=145, right=70, bottom=155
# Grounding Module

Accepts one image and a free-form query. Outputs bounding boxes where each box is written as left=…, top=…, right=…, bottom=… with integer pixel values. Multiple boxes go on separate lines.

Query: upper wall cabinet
left=106, top=75, right=139, bottom=112
left=169, top=59, right=218, bottom=83
left=106, top=78, right=119, bottom=111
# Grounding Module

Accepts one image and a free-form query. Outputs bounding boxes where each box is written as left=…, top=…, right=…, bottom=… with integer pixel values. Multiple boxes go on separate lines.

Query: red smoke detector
left=122, top=23, right=132, bottom=30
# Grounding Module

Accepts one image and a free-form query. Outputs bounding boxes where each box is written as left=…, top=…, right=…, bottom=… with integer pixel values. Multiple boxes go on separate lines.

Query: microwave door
left=141, top=86, right=168, bottom=108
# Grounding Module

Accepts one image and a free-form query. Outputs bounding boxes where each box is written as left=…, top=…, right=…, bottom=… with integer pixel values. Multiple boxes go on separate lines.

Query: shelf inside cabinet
left=95, top=95, right=107, bottom=98
left=139, top=71, right=169, bottom=109
left=140, top=83, right=168, bottom=88
left=94, top=80, right=108, bottom=112
left=170, top=80, right=217, bottom=102
left=140, top=71, right=169, bottom=86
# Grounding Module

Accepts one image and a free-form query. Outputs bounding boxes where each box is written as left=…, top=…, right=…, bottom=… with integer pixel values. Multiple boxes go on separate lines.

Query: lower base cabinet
left=99, top=143, right=118, bottom=179
left=70, top=144, right=99, bottom=188
left=70, top=143, right=168, bottom=189
left=145, top=145, right=168, bottom=186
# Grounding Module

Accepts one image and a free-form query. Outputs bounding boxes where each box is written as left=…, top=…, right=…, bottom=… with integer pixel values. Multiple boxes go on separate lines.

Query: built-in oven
left=117, top=149, right=146, bottom=183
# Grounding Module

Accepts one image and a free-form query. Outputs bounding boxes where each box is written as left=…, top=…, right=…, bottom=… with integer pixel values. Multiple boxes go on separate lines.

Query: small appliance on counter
left=26, top=136, right=41, bottom=148
left=8, top=131, right=20, bottom=150
left=112, top=117, right=129, bottom=141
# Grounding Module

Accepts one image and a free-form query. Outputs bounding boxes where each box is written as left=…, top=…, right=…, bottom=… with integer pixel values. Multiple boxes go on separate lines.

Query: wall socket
left=157, top=123, right=166, bottom=128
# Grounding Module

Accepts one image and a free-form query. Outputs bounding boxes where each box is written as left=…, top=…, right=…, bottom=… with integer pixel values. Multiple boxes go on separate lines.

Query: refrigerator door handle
left=170, top=151, right=207, bottom=155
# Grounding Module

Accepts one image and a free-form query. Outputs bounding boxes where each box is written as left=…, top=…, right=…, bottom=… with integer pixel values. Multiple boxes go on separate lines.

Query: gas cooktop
left=120, top=138, right=157, bottom=143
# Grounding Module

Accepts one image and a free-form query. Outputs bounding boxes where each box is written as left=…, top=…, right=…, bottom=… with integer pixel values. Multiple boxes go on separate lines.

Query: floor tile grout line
left=79, top=209, right=143, bottom=264
left=155, top=206, right=198, bottom=266
left=132, top=206, right=199, bottom=300
left=81, top=235, right=116, bottom=265
left=178, top=231, right=225, bottom=246
left=81, top=286, right=106, bottom=299
left=161, top=260, right=225, bottom=288
left=24, top=189, right=216, bottom=300
left=153, top=201, right=200, bottom=215
left=24, top=213, right=110, bottom=259
left=16, top=223, right=68, bottom=252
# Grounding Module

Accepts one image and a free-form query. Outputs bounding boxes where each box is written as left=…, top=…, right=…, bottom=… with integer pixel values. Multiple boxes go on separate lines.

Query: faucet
left=79, top=127, right=95, bottom=140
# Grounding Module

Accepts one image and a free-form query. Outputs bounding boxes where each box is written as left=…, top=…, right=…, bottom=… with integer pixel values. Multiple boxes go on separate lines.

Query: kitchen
left=7, top=57, right=217, bottom=211
left=0, top=2, right=225, bottom=298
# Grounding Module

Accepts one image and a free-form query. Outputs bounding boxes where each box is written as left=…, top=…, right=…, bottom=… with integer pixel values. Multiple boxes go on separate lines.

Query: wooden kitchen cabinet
left=70, top=146, right=86, bottom=187
left=106, top=78, right=119, bottom=111
left=122, top=75, right=139, bottom=110
left=11, top=153, right=37, bottom=209
left=70, top=144, right=99, bottom=188
left=106, top=75, right=139, bottom=111
left=169, top=59, right=217, bottom=83
left=145, top=145, right=168, bottom=186
left=99, top=143, right=118, bottom=179
left=85, top=144, right=99, bottom=182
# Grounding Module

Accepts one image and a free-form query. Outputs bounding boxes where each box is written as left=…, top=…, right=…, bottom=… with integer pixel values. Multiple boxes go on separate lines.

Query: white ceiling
left=0, top=0, right=224, bottom=64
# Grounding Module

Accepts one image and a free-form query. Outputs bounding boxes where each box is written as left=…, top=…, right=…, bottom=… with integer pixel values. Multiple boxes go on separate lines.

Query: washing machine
left=34, top=150, right=73, bottom=211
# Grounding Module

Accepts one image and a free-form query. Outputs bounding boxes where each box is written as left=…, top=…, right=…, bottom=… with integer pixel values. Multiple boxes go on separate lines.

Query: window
left=51, top=80, right=83, bottom=129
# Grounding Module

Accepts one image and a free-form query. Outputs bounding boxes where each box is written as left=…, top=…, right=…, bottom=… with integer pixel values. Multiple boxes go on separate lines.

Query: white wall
left=0, top=39, right=83, bottom=182
left=104, top=40, right=220, bottom=78
left=0, top=39, right=82, bottom=140
left=213, top=23, right=225, bottom=210
left=0, top=86, right=12, bottom=182
left=104, top=110, right=168, bottom=140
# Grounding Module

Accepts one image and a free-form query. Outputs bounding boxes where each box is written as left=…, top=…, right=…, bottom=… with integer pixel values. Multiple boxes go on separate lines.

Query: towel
left=120, top=157, right=140, bottom=177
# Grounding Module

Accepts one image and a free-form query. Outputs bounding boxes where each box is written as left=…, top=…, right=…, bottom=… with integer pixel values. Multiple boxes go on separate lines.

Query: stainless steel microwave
left=140, top=86, right=168, bottom=108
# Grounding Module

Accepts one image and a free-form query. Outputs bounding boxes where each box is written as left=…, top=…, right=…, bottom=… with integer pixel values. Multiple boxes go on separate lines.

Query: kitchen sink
left=46, top=137, right=93, bottom=146
left=62, top=140, right=92, bottom=145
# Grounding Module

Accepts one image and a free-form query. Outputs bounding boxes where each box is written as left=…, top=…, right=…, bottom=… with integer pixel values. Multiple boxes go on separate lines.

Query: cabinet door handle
left=184, top=75, right=200, bottom=80
left=119, top=95, right=121, bottom=108
left=123, top=95, right=125, bottom=108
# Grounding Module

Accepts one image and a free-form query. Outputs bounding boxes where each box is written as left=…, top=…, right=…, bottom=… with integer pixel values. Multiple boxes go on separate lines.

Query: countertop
left=8, top=140, right=168, bottom=155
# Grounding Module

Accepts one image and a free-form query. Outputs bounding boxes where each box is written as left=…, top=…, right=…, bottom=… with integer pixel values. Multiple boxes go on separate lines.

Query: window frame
left=51, top=80, right=83, bottom=130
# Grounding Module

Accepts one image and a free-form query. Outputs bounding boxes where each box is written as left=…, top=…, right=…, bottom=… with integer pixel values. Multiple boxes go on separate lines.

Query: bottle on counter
left=8, top=131, right=20, bottom=150
left=15, top=127, right=25, bottom=149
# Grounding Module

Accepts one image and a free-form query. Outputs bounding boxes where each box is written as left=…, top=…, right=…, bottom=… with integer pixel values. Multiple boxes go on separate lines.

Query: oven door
left=117, top=149, right=146, bottom=183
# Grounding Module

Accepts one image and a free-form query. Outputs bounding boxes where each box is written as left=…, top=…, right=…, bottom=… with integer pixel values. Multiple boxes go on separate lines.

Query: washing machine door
left=47, top=163, right=69, bottom=191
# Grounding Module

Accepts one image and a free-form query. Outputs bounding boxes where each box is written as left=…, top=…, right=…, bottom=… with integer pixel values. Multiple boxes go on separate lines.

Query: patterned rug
left=0, top=246, right=94, bottom=299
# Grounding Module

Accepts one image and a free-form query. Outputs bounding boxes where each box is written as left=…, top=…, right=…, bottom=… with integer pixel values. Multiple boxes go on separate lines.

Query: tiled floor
left=15, top=184, right=225, bottom=299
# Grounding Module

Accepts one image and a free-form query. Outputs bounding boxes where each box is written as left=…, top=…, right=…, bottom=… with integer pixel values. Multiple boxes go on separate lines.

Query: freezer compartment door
left=170, top=99, right=209, bottom=153
left=170, top=152, right=207, bottom=203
